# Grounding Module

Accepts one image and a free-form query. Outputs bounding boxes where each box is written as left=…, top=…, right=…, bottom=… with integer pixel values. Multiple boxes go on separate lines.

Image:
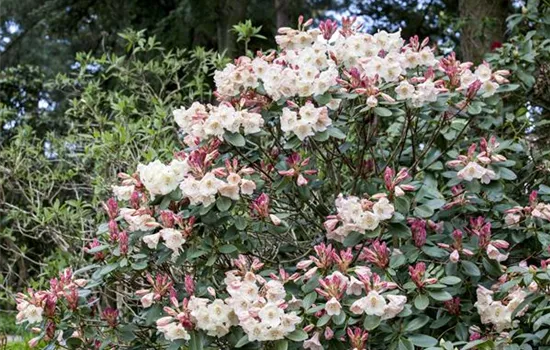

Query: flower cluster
left=189, top=256, right=301, bottom=341
left=173, top=102, right=264, bottom=145
left=135, top=141, right=258, bottom=206
left=324, top=194, right=395, bottom=241
left=505, top=190, right=550, bottom=224
left=15, top=269, right=88, bottom=346
left=475, top=285, right=527, bottom=332
left=448, top=136, right=506, bottom=184
left=281, top=102, right=332, bottom=140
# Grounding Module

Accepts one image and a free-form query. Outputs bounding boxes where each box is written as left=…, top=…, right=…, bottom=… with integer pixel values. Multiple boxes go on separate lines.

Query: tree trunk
left=458, top=0, right=509, bottom=63
left=216, top=0, right=249, bottom=57
left=275, top=0, right=291, bottom=29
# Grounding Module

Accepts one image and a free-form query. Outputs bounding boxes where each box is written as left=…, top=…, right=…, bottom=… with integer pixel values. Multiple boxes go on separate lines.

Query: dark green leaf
left=363, top=315, right=381, bottom=330
left=414, top=294, right=429, bottom=310
left=224, top=132, right=246, bottom=147
left=407, top=334, right=438, bottom=347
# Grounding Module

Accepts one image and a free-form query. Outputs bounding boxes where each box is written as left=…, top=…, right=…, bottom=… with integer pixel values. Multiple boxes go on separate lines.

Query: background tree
left=0, top=31, right=227, bottom=299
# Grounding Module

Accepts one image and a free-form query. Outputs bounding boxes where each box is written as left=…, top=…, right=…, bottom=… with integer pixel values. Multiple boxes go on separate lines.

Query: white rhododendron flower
left=159, top=228, right=185, bottom=257
left=142, top=232, right=160, bottom=249
left=138, top=160, right=183, bottom=196
left=325, top=195, right=395, bottom=241
left=364, top=291, right=387, bottom=316
left=475, top=286, right=527, bottom=332
left=533, top=203, right=550, bottom=221
left=16, top=303, right=43, bottom=325
left=325, top=297, right=342, bottom=316
left=173, top=102, right=263, bottom=145
left=457, top=162, right=490, bottom=182
left=112, top=185, right=134, bottom=201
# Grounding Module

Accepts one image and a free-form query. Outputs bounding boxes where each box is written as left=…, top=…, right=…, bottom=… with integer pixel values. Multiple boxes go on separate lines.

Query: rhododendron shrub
left=16, top=17, right=550, bottom=350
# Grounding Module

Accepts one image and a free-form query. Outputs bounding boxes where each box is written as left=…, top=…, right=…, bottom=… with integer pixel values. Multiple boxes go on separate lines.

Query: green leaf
left=189, top=331, right=203, bottom=350
left=131, top=260, right=148, bottom=270
left=398, top=338, right=414, bottom=350
left=424, top=198, right=446, bottom=210
left=286, top=329, right=308, bottom=342
left=440, top=276, right=462, bottom=285
left=235, top=335, right=249, bottom=348
left=404, top=315, right=430, bottom=332
left=327, top=127, right=347, bottom=140
left=145, top=304, right=163, bottom=326
left=363, top=315, right=381, bottom=330
left=317, top=314, right=331, bottom=327
left=390, top=254, right=407, bottom=269
left=467, top=103, right=482, bottom=115
left=511, top=293, right=540, bottom=318
left=414, top=294, right=429, bottom=310
left=394, top=196, right=411, bottom=213
left=216, top=196, right=232, bottom=212
left=428, top=290, right=453, bottom=301
left=374, top=107, right=392, bottom=117
left=499, top=167, right=517, bottom=180
left=461, top=339, right=495, bottom=350
left=99, top=263, right=119, bottom=276
left=119, top=324, right=138, bottom=341
left=314, top=93, right=332, bottom=105
left=430, top=315, right=452, bottom=329
left=303, top=292, right=318, bottom=310
left=461, top=261, right=481, bottom=277
left=333, top=311, right=346, bottom=325
left=274, top=340, right=288, bottom=350
left=421, top=246, right=448, bottom=258
left=234, top=216, right=247, bottom=230
left=497, top=84, right=519, bottom=92
left=85, top=244, right=109, bottom=253
left=414, top=204, right=434, bottom=218
left=343, top=231, right=364, bottom=247
left=218, top=244, right=238, bottom=254
left=224, top=132, right=246, bottom=147
left=407, top=334, right=438, bottom=348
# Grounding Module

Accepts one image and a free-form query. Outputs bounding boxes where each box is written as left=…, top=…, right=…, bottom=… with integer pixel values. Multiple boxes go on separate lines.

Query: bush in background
left=0, top=30, right=228, bottom=304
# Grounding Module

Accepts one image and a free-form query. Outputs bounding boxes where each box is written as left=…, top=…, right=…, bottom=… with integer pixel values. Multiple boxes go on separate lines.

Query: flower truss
left=16, top=16, right=550, bottom=350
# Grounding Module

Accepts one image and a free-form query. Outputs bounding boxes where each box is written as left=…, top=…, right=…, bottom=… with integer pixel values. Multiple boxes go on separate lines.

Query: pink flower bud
left=28, top=336, right=41, bottom=348
left=446, top=160, right=463, bottom=167
left=297, top=259, right=314, bottom=270
left=450, top=250, right=460, bottom=263
left=74, top=279, right=88, bottom=288
left=278, top=169, right=296, bottom=177
left=380, top=92, right=395, bottom=102
left=491, top=240, right=509, bottom=249
left=156, top=316, right=173, bottom=327
left=135, top=289, right=151, bottom=296
left=528, top=281, right=538, bottom=292
left=462, top=249, right=474, bottom=256
left=297, top=174, right=308, bottom=186
left=325, top=326, right=334, bottom=340
left=477, top=156, right=491, bottom=164
left=270, top=214, right=282, bottom=226
left=323, top=218, right=339, bottom=232
left=304, top=267, right=318, bottom=280
left=394, top=186, right=405, bottom=197
left=184, top=275, right=195, bottom=295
